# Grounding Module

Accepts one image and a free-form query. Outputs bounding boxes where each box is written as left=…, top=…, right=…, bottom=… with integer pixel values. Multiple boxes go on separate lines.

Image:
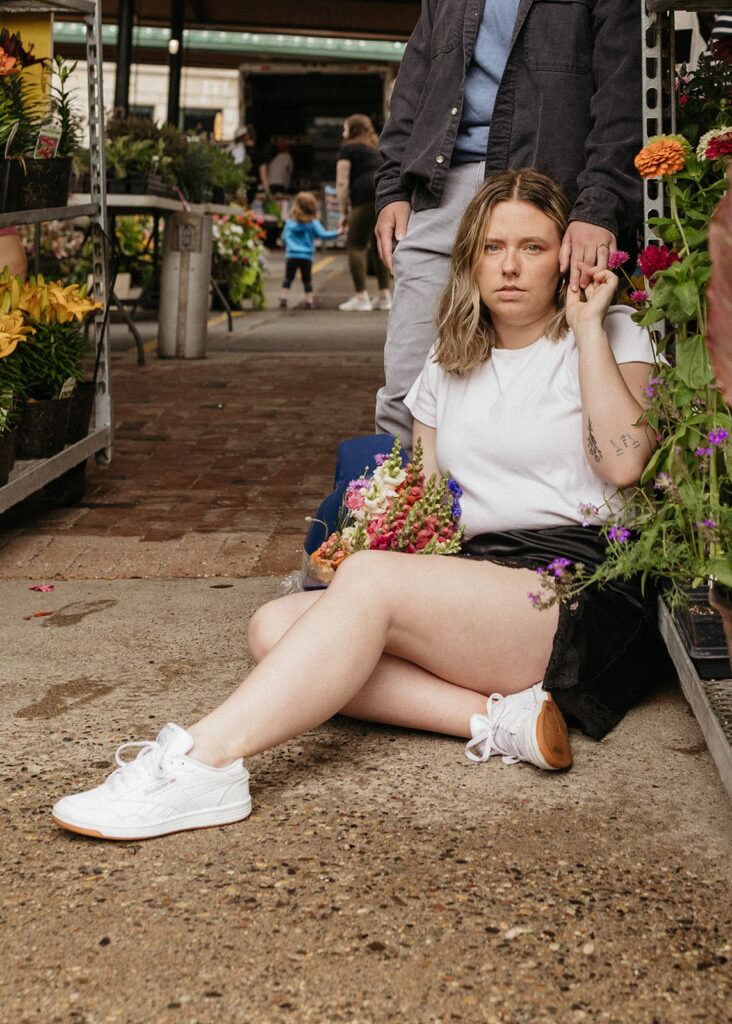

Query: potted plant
left=210, top=209, right=267, bottom=309
left=533, top=48, right=732, bottom=674
left=0, top=32, right=82, bottom=211
left=0, top=271, right=99, bottom=458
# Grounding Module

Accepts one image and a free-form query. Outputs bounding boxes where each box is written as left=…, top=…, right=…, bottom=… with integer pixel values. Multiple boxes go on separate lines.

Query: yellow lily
left=0, top=310, right=33, bottom=359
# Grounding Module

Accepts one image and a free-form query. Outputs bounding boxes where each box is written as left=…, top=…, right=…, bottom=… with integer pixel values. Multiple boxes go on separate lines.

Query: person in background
left=336, top=114, right=392, bottom=313
left=0, top=227, right=27, bottom=278
left=267, top=142, right=294, bottom=196
left=279, top=191, right=339, bottom=309
left=373, top=0, right=643, bottom=446
left=228, top=126, right=247, bottom=166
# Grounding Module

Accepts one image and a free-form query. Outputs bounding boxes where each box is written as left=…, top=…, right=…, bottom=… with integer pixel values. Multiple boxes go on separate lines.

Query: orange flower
left=634, top=138, right=686, bottom=179
left=0, top=47, right=17, bottom=75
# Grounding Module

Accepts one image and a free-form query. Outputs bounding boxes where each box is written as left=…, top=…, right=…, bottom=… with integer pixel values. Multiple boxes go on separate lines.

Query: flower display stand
left=658, top=598, right=732, bottom=801
left=0, top=0, right=111, bottom=514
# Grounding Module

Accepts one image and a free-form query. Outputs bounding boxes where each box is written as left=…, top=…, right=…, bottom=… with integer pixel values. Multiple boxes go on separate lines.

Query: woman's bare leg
left=188, top=551, right=558, bottom=766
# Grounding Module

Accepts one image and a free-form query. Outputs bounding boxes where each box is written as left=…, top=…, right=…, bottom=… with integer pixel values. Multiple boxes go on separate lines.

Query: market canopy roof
left=96, top=0, right=421, bottom=41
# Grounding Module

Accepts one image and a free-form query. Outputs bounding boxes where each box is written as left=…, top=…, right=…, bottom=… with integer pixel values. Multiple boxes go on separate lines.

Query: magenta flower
left=608, top=251, right=629, bottom=270
left=638, top=244, right=680, bottom=285
left=708, top=429, right=729, bottom=446
left=608, top=526, right=630, bottom=543
left=695, top=446, right=712, bottom=458
left=630, top=289, right=649, bottom=303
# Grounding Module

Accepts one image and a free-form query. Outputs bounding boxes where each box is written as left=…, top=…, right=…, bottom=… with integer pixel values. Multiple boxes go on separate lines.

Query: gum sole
left=52, top=807, right=251, bottom=841
left=537, top=696, right=573, bottom=769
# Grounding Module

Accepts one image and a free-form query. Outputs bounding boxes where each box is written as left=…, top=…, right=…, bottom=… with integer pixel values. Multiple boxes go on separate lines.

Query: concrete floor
left=1, top=252, right=730, bottom=1024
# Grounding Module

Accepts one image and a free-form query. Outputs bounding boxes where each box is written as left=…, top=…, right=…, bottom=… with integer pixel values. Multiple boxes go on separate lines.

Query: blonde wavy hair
left=290, top=191, right=318, bottom=223
left=434, top=168, right=570, bottom=375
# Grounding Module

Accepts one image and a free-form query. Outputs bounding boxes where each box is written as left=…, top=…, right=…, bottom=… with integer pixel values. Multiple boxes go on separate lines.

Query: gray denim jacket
left=375, top=0, right=642, bottom=242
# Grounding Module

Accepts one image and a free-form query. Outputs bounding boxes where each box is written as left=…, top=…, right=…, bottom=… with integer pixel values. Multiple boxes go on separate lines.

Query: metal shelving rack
left=0, top=0, right=111, bottom=512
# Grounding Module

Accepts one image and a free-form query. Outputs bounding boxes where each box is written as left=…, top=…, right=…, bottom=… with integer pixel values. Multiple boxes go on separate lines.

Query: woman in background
left=336, top=114, right=392, bottom=312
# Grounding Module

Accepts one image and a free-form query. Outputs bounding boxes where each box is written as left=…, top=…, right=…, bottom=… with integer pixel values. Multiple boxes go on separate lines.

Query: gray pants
left=375, top=161, right=485, bottom=443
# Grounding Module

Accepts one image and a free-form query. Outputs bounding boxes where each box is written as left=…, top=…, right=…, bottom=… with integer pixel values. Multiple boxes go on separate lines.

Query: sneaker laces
left=105, top=740, right=167, bottom=794
left=465, top=690, right=537, bottom=765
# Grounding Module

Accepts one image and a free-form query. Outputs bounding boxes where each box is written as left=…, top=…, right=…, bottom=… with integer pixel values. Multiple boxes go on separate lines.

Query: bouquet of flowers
left=307, top=436, right=465, bottom=584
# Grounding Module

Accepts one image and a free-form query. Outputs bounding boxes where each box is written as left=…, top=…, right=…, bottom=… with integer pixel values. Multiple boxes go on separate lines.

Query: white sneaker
left=371, top=294, right=392, bottom=311
left=465, top=683, right=572, bottom=770
left=338, top=295, right=373, bottom=312
left=52, top=723, right=252, bottom=840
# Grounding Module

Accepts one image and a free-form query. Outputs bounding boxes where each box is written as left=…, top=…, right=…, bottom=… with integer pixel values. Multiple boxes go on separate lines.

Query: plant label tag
left=34, top=125, right=61, bottom=159
left=59, top=377, right=75, bottom=399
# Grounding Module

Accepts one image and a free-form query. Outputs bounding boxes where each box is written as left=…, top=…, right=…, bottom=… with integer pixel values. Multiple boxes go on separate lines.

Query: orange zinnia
left=634, top=138, right=686, bottom=179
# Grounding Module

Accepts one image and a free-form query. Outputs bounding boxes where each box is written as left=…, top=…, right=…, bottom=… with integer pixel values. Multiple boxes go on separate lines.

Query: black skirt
left=460, top=526, right=674, bottom=740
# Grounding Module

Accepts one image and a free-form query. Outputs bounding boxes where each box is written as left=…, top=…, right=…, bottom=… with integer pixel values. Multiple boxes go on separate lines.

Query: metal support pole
left=113, top=0, right=135, bottom=116
left=166, top=0, right=185, bottom=127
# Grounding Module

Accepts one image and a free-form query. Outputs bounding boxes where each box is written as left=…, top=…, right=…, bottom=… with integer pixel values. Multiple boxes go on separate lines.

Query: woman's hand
left=565, top=267, right=618, bottom=338
left=339, top=213, right=349, bottom=233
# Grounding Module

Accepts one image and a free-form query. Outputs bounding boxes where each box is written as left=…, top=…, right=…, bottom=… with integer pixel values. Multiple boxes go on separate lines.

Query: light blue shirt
left=452, top=0, right=521, bottom=164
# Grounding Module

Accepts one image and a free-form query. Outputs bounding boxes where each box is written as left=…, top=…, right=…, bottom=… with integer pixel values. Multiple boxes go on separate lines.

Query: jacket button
left=436, top=155, right=444, bottom=164
left=451, top=107, right=458, bottom=115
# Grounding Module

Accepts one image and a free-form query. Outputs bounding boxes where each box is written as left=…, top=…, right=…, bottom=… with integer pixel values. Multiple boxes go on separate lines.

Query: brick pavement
left=0, top=252, right=387, bottom=580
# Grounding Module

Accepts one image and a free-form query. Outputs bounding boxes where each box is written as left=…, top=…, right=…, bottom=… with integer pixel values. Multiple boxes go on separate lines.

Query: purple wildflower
left=528, top=592, right=540, bottom=606
left=608, top=250, right=630, bottom=269
left=451, top=499, right=462, bottom=519
left=695, top=446, right=712, bottom=458
left=547, top=557, right=571, bottom=577
left=643, top=384, right=656, bottom=399
left=373, top=453, right=389, bottom=466
left=630, top=289, right=649, bottom=303
left=608, top=525, right=630, bottom=543
left=654, top=472, right=673, bottom=490
left=708, top=429, right=729, bottom=446
left=695, top=519, right=717, bottom=529
left=348, top=479, right=369, bottom=490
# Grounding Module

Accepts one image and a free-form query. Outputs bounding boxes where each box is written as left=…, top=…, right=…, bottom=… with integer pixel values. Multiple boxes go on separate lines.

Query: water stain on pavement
left=15, top=677, right=117, bottom=719
left=41, top=599, right=117, bottom=627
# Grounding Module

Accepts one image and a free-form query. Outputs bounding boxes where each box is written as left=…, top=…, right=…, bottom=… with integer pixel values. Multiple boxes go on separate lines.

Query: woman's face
left=475, top=199, right=562, bottom=340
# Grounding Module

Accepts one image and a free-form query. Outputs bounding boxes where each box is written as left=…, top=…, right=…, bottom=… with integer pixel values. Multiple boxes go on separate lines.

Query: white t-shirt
left=404, top=305, right=656, bottom=539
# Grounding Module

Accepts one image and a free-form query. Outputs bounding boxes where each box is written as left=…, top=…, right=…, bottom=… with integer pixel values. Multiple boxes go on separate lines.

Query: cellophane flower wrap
left=308, top=436, right=465, bottom=583
left=531, top=49, right=732, bottom=612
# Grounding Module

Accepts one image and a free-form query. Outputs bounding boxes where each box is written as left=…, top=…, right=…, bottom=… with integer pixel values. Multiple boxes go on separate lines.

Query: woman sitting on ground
left=53, top=168, right=662, bottom=842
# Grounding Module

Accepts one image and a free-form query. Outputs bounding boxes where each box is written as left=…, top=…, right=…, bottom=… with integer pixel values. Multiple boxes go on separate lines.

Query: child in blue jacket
left=279, top=192, right=339, bottom=309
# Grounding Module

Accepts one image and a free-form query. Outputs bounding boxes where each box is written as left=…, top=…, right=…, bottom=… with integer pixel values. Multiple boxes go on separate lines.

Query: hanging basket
left=66, top=381, right=96, bottom=444
left=1, top=157, right=73, bottom=213
left=16, top=397, right=72, bottom=460
left=0, top=427, right=17, bottom=485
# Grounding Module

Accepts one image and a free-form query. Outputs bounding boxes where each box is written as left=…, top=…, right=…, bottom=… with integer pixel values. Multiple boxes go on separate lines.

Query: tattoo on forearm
left=587, top=418, right=602, bottom=462
left=609, top=433, right=642, bottom=456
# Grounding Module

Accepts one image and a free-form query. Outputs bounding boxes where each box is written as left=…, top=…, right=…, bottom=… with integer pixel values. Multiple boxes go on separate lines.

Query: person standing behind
left=373, top=0, right=643, bottom=443
left=336, top=114, right=393, bottom=312
left=279, top=191, right=339, bottom=309
left=267, top=142, right=294, bottom=195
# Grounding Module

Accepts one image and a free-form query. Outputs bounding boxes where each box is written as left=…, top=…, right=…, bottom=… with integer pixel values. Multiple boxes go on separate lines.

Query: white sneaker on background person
left=338, top=295, right=373, bottom=312
left=371, top=293, right=392, bottom=311
left=52, top=723, right=252, bottom=840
